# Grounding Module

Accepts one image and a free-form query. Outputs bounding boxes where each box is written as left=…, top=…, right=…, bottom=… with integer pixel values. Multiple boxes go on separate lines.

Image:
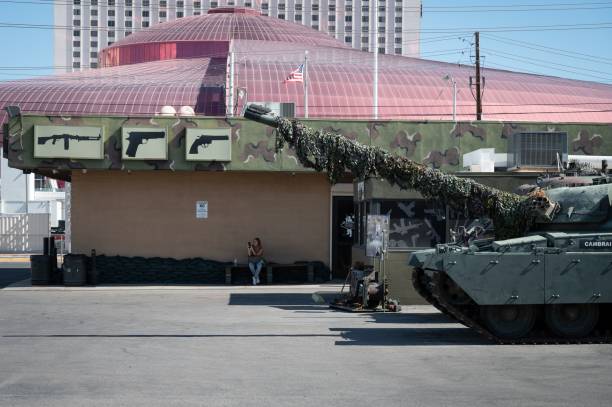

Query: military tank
left=243, top=104, right=611, bottom=344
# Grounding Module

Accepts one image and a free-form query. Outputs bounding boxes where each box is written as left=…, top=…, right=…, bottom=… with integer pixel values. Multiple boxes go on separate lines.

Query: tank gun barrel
left=243, top=104, right=557, bottom=238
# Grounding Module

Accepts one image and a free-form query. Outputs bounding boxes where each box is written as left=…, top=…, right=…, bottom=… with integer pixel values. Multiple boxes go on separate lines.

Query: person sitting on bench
left=247, top=237, right=265, bottom=285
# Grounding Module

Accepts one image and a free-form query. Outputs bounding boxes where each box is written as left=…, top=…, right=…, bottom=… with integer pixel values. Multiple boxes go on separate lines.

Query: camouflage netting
left=273, top=118, right=547, bottom=239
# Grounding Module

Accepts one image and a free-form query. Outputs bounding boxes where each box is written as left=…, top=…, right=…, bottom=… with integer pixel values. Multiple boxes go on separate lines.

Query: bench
left=225, top=263, right=315, bottom=285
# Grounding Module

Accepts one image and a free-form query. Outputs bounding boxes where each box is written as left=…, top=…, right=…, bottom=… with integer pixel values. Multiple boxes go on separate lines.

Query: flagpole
left=304, top=50, right=309, bottom=119
left=373, top=5, right=379, bottom=119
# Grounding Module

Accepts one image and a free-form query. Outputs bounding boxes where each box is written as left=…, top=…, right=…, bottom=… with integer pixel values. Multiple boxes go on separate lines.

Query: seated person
left=248, top=237, right=265, bottom=285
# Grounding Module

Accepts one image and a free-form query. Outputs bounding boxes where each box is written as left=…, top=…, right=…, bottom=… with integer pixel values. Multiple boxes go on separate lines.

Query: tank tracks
left=413, top=268, right=612, bottom=345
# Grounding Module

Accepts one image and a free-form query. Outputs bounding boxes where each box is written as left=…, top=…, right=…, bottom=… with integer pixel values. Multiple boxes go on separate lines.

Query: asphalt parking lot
left=1, top=281, right=611, bottom=407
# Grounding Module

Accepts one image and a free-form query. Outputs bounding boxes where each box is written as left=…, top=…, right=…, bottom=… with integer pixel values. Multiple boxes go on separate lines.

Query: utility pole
left=475, top=31, right=482, bottom=120
left=304, top=50, right=309, bottom=119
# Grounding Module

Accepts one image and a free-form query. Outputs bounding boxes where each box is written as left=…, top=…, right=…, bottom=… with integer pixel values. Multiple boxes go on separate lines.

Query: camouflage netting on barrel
left=270, top=116, right=555, bottom=239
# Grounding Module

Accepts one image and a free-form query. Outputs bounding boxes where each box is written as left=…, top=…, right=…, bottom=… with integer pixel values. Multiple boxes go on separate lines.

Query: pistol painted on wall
left=37, top=133, right=102, bottom=150
left=125, top=131, right=165, bottom=157
left=188, top=135, right=230, bottom=154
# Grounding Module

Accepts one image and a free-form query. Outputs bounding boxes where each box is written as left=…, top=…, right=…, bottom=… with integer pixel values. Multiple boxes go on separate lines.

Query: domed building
left=1, top=7, right=612, bottom=126
left=2, top=8, right=612, bottom=296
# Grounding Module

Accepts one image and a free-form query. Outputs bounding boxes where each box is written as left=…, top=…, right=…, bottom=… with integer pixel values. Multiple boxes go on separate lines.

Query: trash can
left=63, top=254, right=87, bottom=286
left=30, top=255, right=52, bottom=285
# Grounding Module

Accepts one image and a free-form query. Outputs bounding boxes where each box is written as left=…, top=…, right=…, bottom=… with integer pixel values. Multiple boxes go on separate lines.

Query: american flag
left=285, top=64, right=304, bottom=83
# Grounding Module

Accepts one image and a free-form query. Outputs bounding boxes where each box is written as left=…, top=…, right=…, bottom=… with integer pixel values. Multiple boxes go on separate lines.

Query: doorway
left=331, top=196, right=354, bottom=279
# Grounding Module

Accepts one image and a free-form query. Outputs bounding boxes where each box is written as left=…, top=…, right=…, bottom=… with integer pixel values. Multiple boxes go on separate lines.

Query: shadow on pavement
left=330, top=327, right=491, bottom=346
left=3, top=333, right=338, bottom=338
left=0, top=266, right=31, bottom=288
left=228, top=292, right=337, bottom=306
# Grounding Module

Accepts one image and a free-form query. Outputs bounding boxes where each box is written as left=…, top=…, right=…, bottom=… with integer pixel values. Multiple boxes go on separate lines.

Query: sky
left=0, top=0, right=611, bottom=83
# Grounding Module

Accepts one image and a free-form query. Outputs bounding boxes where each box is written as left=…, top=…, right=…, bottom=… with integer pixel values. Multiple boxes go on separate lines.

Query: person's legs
left=254, top=260, right=263, bottom=284
left=248, top=262, right=257, bottom=285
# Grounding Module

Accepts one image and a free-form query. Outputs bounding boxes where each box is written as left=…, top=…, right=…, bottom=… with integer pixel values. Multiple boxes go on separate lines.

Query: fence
left=0, top=213, right=50, bottom=253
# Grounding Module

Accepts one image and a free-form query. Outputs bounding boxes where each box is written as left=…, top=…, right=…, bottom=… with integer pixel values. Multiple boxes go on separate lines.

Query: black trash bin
left=63, top=254, right=88, bottom=286
left=30, top=255, right=52, bottom=285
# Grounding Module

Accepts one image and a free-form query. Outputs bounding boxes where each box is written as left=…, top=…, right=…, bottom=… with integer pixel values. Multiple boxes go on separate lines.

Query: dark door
left=332, top=196, right=354, bottom=279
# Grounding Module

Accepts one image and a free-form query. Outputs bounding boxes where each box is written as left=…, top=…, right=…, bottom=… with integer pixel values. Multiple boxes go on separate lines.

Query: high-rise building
left=54, top=0, right=422, bottom=73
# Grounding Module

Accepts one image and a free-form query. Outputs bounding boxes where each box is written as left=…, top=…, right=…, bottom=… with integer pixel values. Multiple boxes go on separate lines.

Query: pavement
left=1, top=280, right=612, bottom=407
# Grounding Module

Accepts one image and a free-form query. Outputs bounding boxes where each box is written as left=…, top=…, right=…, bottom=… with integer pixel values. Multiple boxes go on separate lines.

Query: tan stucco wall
left=71, top=171, right=330, bottom=264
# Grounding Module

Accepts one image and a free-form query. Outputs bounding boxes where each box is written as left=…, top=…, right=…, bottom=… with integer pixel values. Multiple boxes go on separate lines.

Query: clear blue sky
left=0, top=0, right=611, bottom=83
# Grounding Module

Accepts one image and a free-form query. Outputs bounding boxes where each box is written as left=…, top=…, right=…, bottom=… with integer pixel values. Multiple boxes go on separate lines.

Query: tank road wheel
left=480, top=305, right=536, bottom=340
left=545, top=304, right=599, bottom=339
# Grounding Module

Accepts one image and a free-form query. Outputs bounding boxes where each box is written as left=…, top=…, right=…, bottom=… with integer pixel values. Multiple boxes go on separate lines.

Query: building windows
left=91, top=31, right=98, bottom=37
left=73, top=51, right=81, bottom=58
left=73, top=30, right=80, bottom=37
left=378, top=37, right=385, bottom=44
left=361, top=37, right=368, bottom=43
left=73, top=40, right=80, bottom=47
left=378, top=47, right=385, bottom=54
left=211, top=1, right=218, bottom=8
left=73, top=9, right=80, bottom=16
left=261, top=3, right=268, bottom=9
left=194, top=1, right=201, bottom=7
left=395, top=17, right=402, bottom=23
left=142, top=11, right=149, bottom=17
left=329, top=5, right=335, bottom=12
left=142, top=21, right=149, bottom=27
left=278, top=3, right=285, bottom=11
left=312, top=4, right=319, bottom=11
left=159, top=0, right=167, bottom=7
left=345, top=15, right=352, bottom=22
left=108, top=10, right=115, bottom=17
left=159, top=11, right=167, bottom=18
left=378, top=27, right=385, bottom=33
left=177, top=11, right=183, bottom=18
left=362, top=16, right=368, bottom=23
left=345, top=26, right=352, bottom=32
left=245, top=1, right=252, bottom=7
left=177, top=1, right=184, bottom=7
left=278, top=14, right=285, bottom=19
left=295, top=4, right=302, bottom=11
left=91, top=20, right=98, bottom=26
left=91, top=0, right=97, bottom=4
left=295, top=14, right=302, bottom=21
left=91, top=9, right=98, bottom=16
left=90, top=51, right=98, bottom=58
left=362, top=6, right=368, bottom=12
left=345, top=5, right=352, bottom=12
left=73, top=62, right=80, bottom=68
left=329, top=25, right=335, bottom=32
left=90, top=41, right=98, bottom=48
left=108, top=41, right=114, bottom=46
left=345, top=36, right=352, bottom=43
left=378, top=16, right=385, bottom=23
left=73, top=0, right=80, bottom=4
left=394, top=26, right=401, bottom=33
left=362, top=26, right=368, bottom=32
left=395, top=37, right=402, bottom=44
left=108, top=31, right=115, bottom=37
left=378, top=6, right=385, bottom=12
left=125, top=0, right=132, bottom=6
left=395, top=48, right=402, bottom=54
left=312, top=15, right=318, bottom=21
left=91, top=62, right=98, bottom=68
left=108, top=20, right=115, bottom=27
left=125, top=31, right=132, bottom=36
left=108, top=0, right=115, bottom=5
left=362, top=47, right=368, bottom=52
left=312, top=24, right=319, bottom=30
left=328, top=15, right=335, bottom=22
left=143, top=0, right=149, bottom=6
left=125, top=21, right=132, bottom=28
left=395, top=6, right=402, bottom=12
left=194, top=11, right=200, bottom=15
left=73, top=20, right=81, bottom=26
left=125, top=10, right=132, bottom=17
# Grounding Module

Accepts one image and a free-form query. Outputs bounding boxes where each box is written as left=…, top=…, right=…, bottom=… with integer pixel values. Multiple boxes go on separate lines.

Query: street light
left=443, top=74, right=457, bottom=122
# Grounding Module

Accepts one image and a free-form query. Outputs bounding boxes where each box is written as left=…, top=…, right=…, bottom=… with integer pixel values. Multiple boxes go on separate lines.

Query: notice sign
left=366, top=215, right=390, bottom=257
left=185, top=128, right=231, bottom=162
left=34, top=125, right=104, bottom=159
left=121, top=127, right=167, bottom=160
left=196, top=201, right=208, bottom=219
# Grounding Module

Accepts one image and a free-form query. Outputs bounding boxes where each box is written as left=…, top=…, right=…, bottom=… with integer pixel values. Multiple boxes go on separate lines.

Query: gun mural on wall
left=125, top=131, right=166, bottom=158
left=188, top=135, right=230, bottom=154
left=37, top=133, right=101, bottom=150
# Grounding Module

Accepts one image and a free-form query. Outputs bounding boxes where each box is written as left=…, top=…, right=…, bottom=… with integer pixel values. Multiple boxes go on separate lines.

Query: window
left=395, top=17, right=402, bottom=23
left=177, top=1, right=184, bottom=7
left=211, top=1, right=218, bottom=8
left=295, top=14, right=302, bottom=21
left=125, top=21, right=132, bottom=27
left=345, top=26, right=352, bottom=32
left=73, top=20, right=81, bottom=26
left=312, top=24, right=319, bottom=30
left=395, top=6, right=402, bottom=12
left=73, top=51, right=80, bottom=58
left=395, top=26, right=401, bottom=33
left=90, top=41, right=98, bottom=48
left=91, top=30, right=98, bottom=37
left=177, top=11, right=183, bottom=18
left=73, top=30, right=80, bottom=37
left=328, top=15, right=335, bottom=21
left=362, top=6, right=368, bottom=12
left=91, top=10, right=97, bottom=16
left=194, top=1, right=201, bottom=7
left=395, top=48, right=402, bottom=54
left=194, top=12, right=200, bottom=15
left=108, top=20, right=115, bottom=27
left=73, top=62, right=80, bottom=68
left=295, top=4, right=302, bottom=11
left=159, top=0, right=167, bottom=7
left=312, top=15, right=318, bottom=21
left=278, top=13, right=285, bottom=19
left=378, top=37, right=385, bottom=43
left=107, top=0, right=114, bottom=5
left=73, top=9, right=80, bottom=16
left=159, top=11, right=167, bottom=18
left=345, top=6, right=352, bottom=12
left=125, top=0, right=132, bottom=5
left=329, top=5, right=335, bottom=11
left=378, top=47, right=385, bottom=54
left=362, top=26, right=368, bottom=32
left=91, top=0, right=97, bottom=4
left=378, top=27, right=385, bottom=33
left=91, top=20, right=98, bottom=26
left=125, top=10, right=132, bottom=17
left=329, top=25, right=335, bottom=32
left=395, top=37, right=402, bottom=44
left=90, top=51, right=97, bottom=58
left=362, top=46, right=368, bottom=51
left=142, top=11, right=149, bottom=17
left=125, top=31, right=132, bottom=36
left=143, top=0, right=149, bottom=6
left=245, top=2, right=252, bottom=7
left=108, top=31, right=115, bottom=37
left=142, top=21, right=149, bottom=27
left=73, top=40, right=80, bottom=47
left=345, top=15, right=352, bottom=22
left=362, top=16, right=368, bottom=22
left=379, top=6, right=385, bottom=12
left=312, top=4, right=319, bottom=11
left=345, top=36, right=352, bottom=43
left=378, top=16, right=385, bottom=23
left=261, top=3, right=268, bottom=10
left=361, top=36, right=368, bottom=43
left=108, top=41, right=114, bottom=46
left=73, top=0, right=80, bottom=4
left=90, top=62, right=98, bottom=68
left=108, top=10, right=115, bottom=17
left=278, top=3, right=285, bottom=11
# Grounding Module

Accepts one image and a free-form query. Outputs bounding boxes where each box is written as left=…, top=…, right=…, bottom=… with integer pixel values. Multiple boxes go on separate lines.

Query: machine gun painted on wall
left=37, top=133, right=101, bottom=150
left=125, top=131, right=165, bottom=158
left=188, top=135, right=229, bottom=154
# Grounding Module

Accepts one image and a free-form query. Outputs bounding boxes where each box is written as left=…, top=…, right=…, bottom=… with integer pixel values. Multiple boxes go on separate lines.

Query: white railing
left=0, top=213, right=50, bottom=253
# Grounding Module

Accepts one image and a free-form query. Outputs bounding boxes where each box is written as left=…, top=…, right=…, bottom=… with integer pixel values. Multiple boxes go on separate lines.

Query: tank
left=243, top=104, right=611, bottom=343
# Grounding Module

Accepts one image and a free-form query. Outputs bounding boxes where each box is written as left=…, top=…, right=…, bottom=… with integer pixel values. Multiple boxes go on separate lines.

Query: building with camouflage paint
left=2, top=8, right=612, bottom=294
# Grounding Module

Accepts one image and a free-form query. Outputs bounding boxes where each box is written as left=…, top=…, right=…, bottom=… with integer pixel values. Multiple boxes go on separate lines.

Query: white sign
left=196, top=201, right=208, bottom=219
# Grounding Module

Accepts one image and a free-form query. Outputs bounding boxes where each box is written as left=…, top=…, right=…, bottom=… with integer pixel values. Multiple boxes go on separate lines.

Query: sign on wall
left=121, top=127, right=167, bottom=160
left=34, top=125, right=104, bottom=159
left=185, top=128, right=231, bottom=161
left=196, top=201, right=208, bottom=219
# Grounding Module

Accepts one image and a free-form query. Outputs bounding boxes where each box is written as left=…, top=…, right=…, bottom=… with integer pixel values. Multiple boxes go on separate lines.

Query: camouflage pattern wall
left=5, top=113, right=612, bottom=174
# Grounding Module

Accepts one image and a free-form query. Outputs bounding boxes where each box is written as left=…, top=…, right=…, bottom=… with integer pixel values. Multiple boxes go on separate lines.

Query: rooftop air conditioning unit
left=507, top=131, right=567, bottom=170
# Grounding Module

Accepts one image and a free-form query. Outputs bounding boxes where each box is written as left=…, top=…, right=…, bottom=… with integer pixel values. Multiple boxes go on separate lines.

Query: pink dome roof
left=1, top=7, right=611, bottom=132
